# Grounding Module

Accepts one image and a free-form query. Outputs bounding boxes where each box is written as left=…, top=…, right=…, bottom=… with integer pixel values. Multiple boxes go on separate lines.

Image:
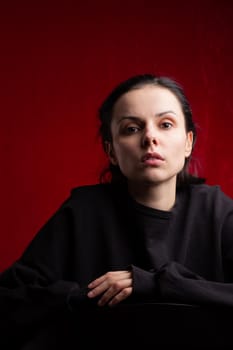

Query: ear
left=104, top=141, right=118, bottom=165
left=185, top=131, right=193, bottom=158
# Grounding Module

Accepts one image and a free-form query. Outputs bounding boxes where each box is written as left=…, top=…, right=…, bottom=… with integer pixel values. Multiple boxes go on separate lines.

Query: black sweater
left=0, top=182, right=233, bottom=346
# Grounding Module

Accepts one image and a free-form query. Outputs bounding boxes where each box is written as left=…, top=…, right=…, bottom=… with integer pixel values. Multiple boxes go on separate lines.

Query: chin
left=133, top=176, right=162, bottom=186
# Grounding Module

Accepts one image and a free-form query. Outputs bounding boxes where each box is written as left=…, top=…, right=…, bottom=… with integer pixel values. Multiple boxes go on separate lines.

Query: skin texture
left=87, top=85, right=193, bottom=306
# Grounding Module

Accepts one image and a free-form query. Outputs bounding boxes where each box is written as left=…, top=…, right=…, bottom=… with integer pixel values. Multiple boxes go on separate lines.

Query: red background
left=1, top=1, right=233, bottom=271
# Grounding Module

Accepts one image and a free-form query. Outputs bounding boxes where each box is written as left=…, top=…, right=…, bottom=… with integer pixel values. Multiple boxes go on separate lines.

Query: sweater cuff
left=131, top=265, right=160, bottom=299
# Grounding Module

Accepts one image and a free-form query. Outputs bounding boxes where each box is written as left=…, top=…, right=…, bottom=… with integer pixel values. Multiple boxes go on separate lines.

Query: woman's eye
left=124, top=126, right=140, bottom=134
left=160, top=121, right=173, bottom=129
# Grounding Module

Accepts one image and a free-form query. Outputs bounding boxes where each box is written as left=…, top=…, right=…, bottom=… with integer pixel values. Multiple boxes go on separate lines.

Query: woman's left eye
left=160, top=122, right=173, bottom=129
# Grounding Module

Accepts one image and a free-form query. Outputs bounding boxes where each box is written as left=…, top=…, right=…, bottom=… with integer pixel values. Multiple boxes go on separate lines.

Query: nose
left=141, top=127, right=158, bottom=148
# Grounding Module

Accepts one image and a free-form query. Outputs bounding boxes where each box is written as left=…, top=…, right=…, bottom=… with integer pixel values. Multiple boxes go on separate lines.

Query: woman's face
left=106, top=85, right=193, bottom=188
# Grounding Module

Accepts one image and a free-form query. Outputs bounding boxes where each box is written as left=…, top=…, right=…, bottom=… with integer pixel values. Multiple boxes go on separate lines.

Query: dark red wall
left=1, top=0, right=233, bottom=271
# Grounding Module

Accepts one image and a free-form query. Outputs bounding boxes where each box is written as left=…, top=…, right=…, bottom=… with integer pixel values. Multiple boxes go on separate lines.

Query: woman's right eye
left=124, top=126, right=140, bottom=134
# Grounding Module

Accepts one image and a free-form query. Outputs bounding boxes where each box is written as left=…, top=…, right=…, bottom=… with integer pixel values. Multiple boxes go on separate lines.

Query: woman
left=1, top=74, right=233, bottom=347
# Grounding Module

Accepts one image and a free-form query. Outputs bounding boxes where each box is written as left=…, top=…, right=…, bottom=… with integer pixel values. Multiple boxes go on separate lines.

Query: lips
left=141, top=152, right=164, bottom=162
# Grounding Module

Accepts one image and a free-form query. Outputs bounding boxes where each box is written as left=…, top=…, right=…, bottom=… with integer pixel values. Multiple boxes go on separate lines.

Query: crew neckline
left=126, top=186, right=186, bottom=219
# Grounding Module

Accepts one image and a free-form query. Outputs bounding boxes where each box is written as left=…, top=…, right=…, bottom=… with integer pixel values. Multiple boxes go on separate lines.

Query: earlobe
left=185, top=131, right=193, bottom=157
left=104, top=141, right=118, bottom=165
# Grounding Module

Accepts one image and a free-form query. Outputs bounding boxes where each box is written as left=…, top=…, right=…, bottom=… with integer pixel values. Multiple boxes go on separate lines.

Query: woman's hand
left=87, top=270, right=133, bottom=307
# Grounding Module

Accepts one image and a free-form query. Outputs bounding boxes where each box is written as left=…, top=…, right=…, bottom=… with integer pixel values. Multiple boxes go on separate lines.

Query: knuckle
left=112, top=281, right=121, bottom=291
left=106, top=271, right=114, bottom=278
left=105, top=272, right=114, bottom=282
left=121, top=288, right=129, bottom=297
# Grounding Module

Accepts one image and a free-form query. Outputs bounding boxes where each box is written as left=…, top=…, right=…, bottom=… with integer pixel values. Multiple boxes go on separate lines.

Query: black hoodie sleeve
left=132, top=261, right=233, bottom=307
left=0, top=204, right=89, bottom=347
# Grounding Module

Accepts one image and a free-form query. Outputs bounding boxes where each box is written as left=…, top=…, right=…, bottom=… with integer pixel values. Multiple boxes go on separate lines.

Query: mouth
left=141, top=152, right=164, bottom=162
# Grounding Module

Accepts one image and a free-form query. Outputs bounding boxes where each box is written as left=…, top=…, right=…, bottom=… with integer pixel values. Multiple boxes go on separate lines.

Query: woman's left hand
left=87, top=270, right=133, bottom=307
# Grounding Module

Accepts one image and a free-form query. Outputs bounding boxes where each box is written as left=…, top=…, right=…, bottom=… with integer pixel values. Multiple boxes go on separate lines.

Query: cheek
left=113, top=140, right=134, bottom=156
left=168, top=136, right=188, bottom=157
left=113, top=142, right=138, bottom=168
left=177, top=133, right=188, bottom=146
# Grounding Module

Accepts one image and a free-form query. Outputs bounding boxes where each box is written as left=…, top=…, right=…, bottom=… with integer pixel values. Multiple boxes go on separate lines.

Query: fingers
left=87, top=270, right=133, bottom=306
left=88, top=271, right=131, bottom=295
left=97, top=279, right=132, bottom=306
left=98, top=287, right=132, bottom=306
left=88, top=271, right=130, bottom=289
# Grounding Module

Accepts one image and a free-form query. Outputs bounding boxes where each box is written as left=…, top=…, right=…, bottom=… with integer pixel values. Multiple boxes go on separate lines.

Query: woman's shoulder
left=67, top=183, right=125, bottom=206
left=189, top=183, right=231, bottom=197
left=58, top=183, right=128, bottom=217
left=183, top=183, right=233, bottom=209
left=174, top=184, right=233, bottom=223
left=70, top=183, right=115, bottom=197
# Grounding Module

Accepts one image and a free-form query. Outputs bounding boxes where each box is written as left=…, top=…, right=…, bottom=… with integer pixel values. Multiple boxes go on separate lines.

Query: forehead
left=112, top=85, right=183, bottom=117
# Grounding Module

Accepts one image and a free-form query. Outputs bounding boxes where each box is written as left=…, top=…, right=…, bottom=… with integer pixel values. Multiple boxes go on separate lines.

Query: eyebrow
left=157, top=110, right=177, bottom=117
left=117, top=110, right=177, bottom=124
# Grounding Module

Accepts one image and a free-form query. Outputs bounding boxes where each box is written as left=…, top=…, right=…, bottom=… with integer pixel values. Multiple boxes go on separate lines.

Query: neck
left=128, top=180, right=176, bottom=211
